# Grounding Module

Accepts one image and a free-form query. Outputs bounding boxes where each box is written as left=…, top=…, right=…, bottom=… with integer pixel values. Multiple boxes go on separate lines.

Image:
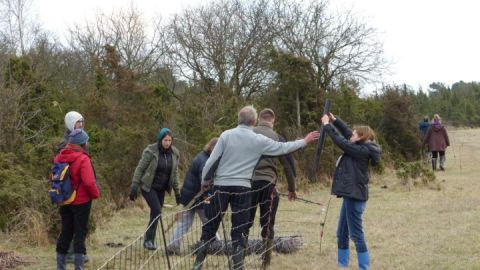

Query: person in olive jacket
left=129, top=128, right=181, bottom=250
left=321, top=113, right=381, bottom=270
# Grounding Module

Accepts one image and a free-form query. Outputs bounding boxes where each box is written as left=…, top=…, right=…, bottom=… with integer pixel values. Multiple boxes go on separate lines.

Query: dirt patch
left=0, top=251, right=33, bottom=269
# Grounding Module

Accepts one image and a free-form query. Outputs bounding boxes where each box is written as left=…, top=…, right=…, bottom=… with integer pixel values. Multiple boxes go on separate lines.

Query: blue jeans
left=337, top=197, right=368, bottom=253
left=201, top=186, right=251, bottom=248
left=168, top=207, right=221, bottom=250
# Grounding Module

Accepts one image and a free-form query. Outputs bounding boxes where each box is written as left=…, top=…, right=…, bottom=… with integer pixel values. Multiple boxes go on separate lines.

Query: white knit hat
left=64, top=111, right=84, bottom=132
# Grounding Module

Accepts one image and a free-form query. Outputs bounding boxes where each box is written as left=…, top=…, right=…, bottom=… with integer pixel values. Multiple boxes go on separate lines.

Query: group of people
left=419, top=114, right=450, bottom=171
left=54, top=105, right=383, bottom=270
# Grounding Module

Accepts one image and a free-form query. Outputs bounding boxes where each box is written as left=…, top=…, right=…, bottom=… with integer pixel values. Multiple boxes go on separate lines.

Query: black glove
left=175, top=194, right=181, bottom=205
left=129, top=186, right=137, bottom=201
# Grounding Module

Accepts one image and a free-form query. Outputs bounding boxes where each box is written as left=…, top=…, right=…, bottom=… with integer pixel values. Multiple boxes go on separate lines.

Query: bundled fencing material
left=191, top=235, right=303, bottom=255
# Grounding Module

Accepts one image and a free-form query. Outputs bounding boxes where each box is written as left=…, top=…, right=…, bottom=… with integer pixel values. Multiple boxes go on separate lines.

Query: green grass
left=2, top=128, right=480, bottom=269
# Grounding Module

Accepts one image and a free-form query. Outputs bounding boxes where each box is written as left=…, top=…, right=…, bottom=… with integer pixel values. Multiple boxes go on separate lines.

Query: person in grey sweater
left=192, top=105, right=320, bottom=270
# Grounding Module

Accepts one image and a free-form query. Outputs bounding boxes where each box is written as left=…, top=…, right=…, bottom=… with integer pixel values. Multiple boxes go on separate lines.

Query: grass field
left=1, top=128, right=480, bottom=269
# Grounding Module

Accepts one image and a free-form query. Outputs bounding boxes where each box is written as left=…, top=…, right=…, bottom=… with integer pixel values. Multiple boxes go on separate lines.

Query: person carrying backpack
left=54, top=129, right=100, bottom=270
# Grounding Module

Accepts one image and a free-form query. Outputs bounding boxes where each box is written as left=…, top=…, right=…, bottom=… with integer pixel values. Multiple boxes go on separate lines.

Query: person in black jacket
left=166, top=138, right=220, bottom=254
left=321, top=113, right=381, bottom=270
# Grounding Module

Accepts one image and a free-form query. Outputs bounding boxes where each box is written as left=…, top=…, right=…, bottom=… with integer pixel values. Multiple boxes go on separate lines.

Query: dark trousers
left=246, top=181, right=279, bottom=239
left=431, top=151, right=445, bottom=159
left=56, top=201, right=92, bottom=255
left=201, top=185, right=251, bottom=248
left=142, top=189, right=165, bottom=242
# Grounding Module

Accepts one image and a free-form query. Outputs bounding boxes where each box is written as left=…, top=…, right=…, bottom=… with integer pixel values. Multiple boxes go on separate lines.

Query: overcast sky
left=33, top=0, right=479, bottom=92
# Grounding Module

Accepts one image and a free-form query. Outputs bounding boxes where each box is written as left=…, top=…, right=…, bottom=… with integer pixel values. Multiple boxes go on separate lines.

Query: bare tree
left=166, top=0, right=276, bottom=97
left=68, top=3, right=168, bottom=79
left=0, top=0, right=40, bottom=55
left=274, top=0, right=387, bottom=92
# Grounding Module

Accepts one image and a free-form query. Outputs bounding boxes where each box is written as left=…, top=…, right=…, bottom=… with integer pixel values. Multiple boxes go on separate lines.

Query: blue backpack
left=49, top=163, right=78, bottom=206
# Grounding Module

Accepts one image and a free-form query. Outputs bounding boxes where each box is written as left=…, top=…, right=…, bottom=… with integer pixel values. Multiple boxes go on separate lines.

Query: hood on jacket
left=56, top=148, right=87, bottom=163
left=366, top=142, right=381, bottom=166
left=432, top=124, right=444, bottom=132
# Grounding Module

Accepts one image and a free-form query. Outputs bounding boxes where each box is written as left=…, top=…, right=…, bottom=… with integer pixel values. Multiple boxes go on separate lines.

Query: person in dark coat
left=167, top=138, right=220, bottom=254
left=54, top=129, right=100, bottom=270
left=423, top=114, right=450, bottom=171
left=321, top=113, right=381, bottom=270
left=129, top=128, right=181, bottom=250
left=418, top=116, right=430, bottom=139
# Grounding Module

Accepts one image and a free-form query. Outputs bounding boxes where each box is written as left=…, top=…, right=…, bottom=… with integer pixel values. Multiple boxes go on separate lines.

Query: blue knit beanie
left=68, top=129, right=89, bottom=145
left=157, top=128, right=171, bottom=141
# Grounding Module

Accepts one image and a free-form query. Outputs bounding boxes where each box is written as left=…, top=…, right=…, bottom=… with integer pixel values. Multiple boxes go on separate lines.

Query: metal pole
left=314, top=99, right=331, bottom=173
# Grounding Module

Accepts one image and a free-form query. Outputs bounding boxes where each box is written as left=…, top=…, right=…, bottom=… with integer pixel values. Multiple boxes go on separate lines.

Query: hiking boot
left=166, top=245, right=180, bottom=255
left=144, top=240, right=157, bottom=250
left=232, top=245, right=245, bottom=270
left=261, top=239, right=273, bottom=269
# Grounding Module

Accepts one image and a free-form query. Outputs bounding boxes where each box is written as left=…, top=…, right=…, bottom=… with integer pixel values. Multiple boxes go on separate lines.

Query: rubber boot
left=439, top=156, right=446, bottom=170
left=74, top=253, right=85, bottom=270
left=56, top=253, right=67, bottom=270
left=431, top=158, right=437, bottom=171
left=192, top=241, right=208, bottom=270
left=261, top=239, right=273, bottom=269
left=358, top=251, right=370, bottom=270
left=231, top=245, right=245, bottom=270
left=337, top=248, right=349, bottom=268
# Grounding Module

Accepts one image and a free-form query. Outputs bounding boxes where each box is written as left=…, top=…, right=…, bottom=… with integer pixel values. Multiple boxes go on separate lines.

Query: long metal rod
left=314, top=99, right=331, bottom=172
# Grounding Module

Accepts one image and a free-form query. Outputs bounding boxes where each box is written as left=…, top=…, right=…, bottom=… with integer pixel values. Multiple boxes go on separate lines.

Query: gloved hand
left=175, top=194, right=181, bottom=205
left=129, top=186, right=137, bottom=201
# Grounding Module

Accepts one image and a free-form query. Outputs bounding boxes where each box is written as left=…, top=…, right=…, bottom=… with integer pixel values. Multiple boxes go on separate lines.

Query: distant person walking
left=423, top=114, right=450, bottom=171
left=192, top=105, right=320, bottom=270
left=321, top=113, right=381, bottom=270
left=245, top=108, right=298, bottom=268
left=418, top=116, right=430, bottom=139
left=418, top=116, right=431, bottom=161
left=129, top=128, right=181, bottom=250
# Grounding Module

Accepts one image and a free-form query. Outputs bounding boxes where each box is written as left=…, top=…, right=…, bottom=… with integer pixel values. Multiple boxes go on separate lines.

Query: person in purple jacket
left=423, top=114, right=450, bottom=171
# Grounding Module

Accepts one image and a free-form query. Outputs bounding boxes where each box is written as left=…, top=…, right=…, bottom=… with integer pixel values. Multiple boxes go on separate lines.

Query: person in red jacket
left=54, top=129, right=100, bottom=270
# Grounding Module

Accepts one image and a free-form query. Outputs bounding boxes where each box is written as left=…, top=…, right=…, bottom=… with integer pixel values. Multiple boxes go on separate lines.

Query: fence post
left=159, top=214, right=172, bottom=269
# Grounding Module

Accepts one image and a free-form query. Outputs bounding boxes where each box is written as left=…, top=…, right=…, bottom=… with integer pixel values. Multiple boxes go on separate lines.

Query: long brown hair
left=203, top=137, right=218, bottom=153
left=354, top=125, right=375, bottom=143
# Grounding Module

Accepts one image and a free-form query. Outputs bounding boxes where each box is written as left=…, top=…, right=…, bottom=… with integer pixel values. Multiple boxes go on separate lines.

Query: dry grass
left=2, top=128, right=480, bottom=269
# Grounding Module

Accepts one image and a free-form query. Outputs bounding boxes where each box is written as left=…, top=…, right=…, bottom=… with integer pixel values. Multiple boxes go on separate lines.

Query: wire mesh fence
left=98, top=185, right=326, bottom=270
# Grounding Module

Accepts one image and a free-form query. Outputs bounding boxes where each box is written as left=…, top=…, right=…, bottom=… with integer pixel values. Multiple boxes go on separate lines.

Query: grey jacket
left=253, top=122, right=296, bottom=192
left=202, top=124, right=306, bottom=188
left=131, top=143, right=180, bottom=196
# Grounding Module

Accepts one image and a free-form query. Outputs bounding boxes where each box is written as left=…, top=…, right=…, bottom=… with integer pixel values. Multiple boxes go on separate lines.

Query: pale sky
left=33, top=0, right=480, bottom=92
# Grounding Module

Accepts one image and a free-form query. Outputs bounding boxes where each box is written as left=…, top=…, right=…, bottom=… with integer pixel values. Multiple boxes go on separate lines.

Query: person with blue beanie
left=129, top=128, right=181, bottom=250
